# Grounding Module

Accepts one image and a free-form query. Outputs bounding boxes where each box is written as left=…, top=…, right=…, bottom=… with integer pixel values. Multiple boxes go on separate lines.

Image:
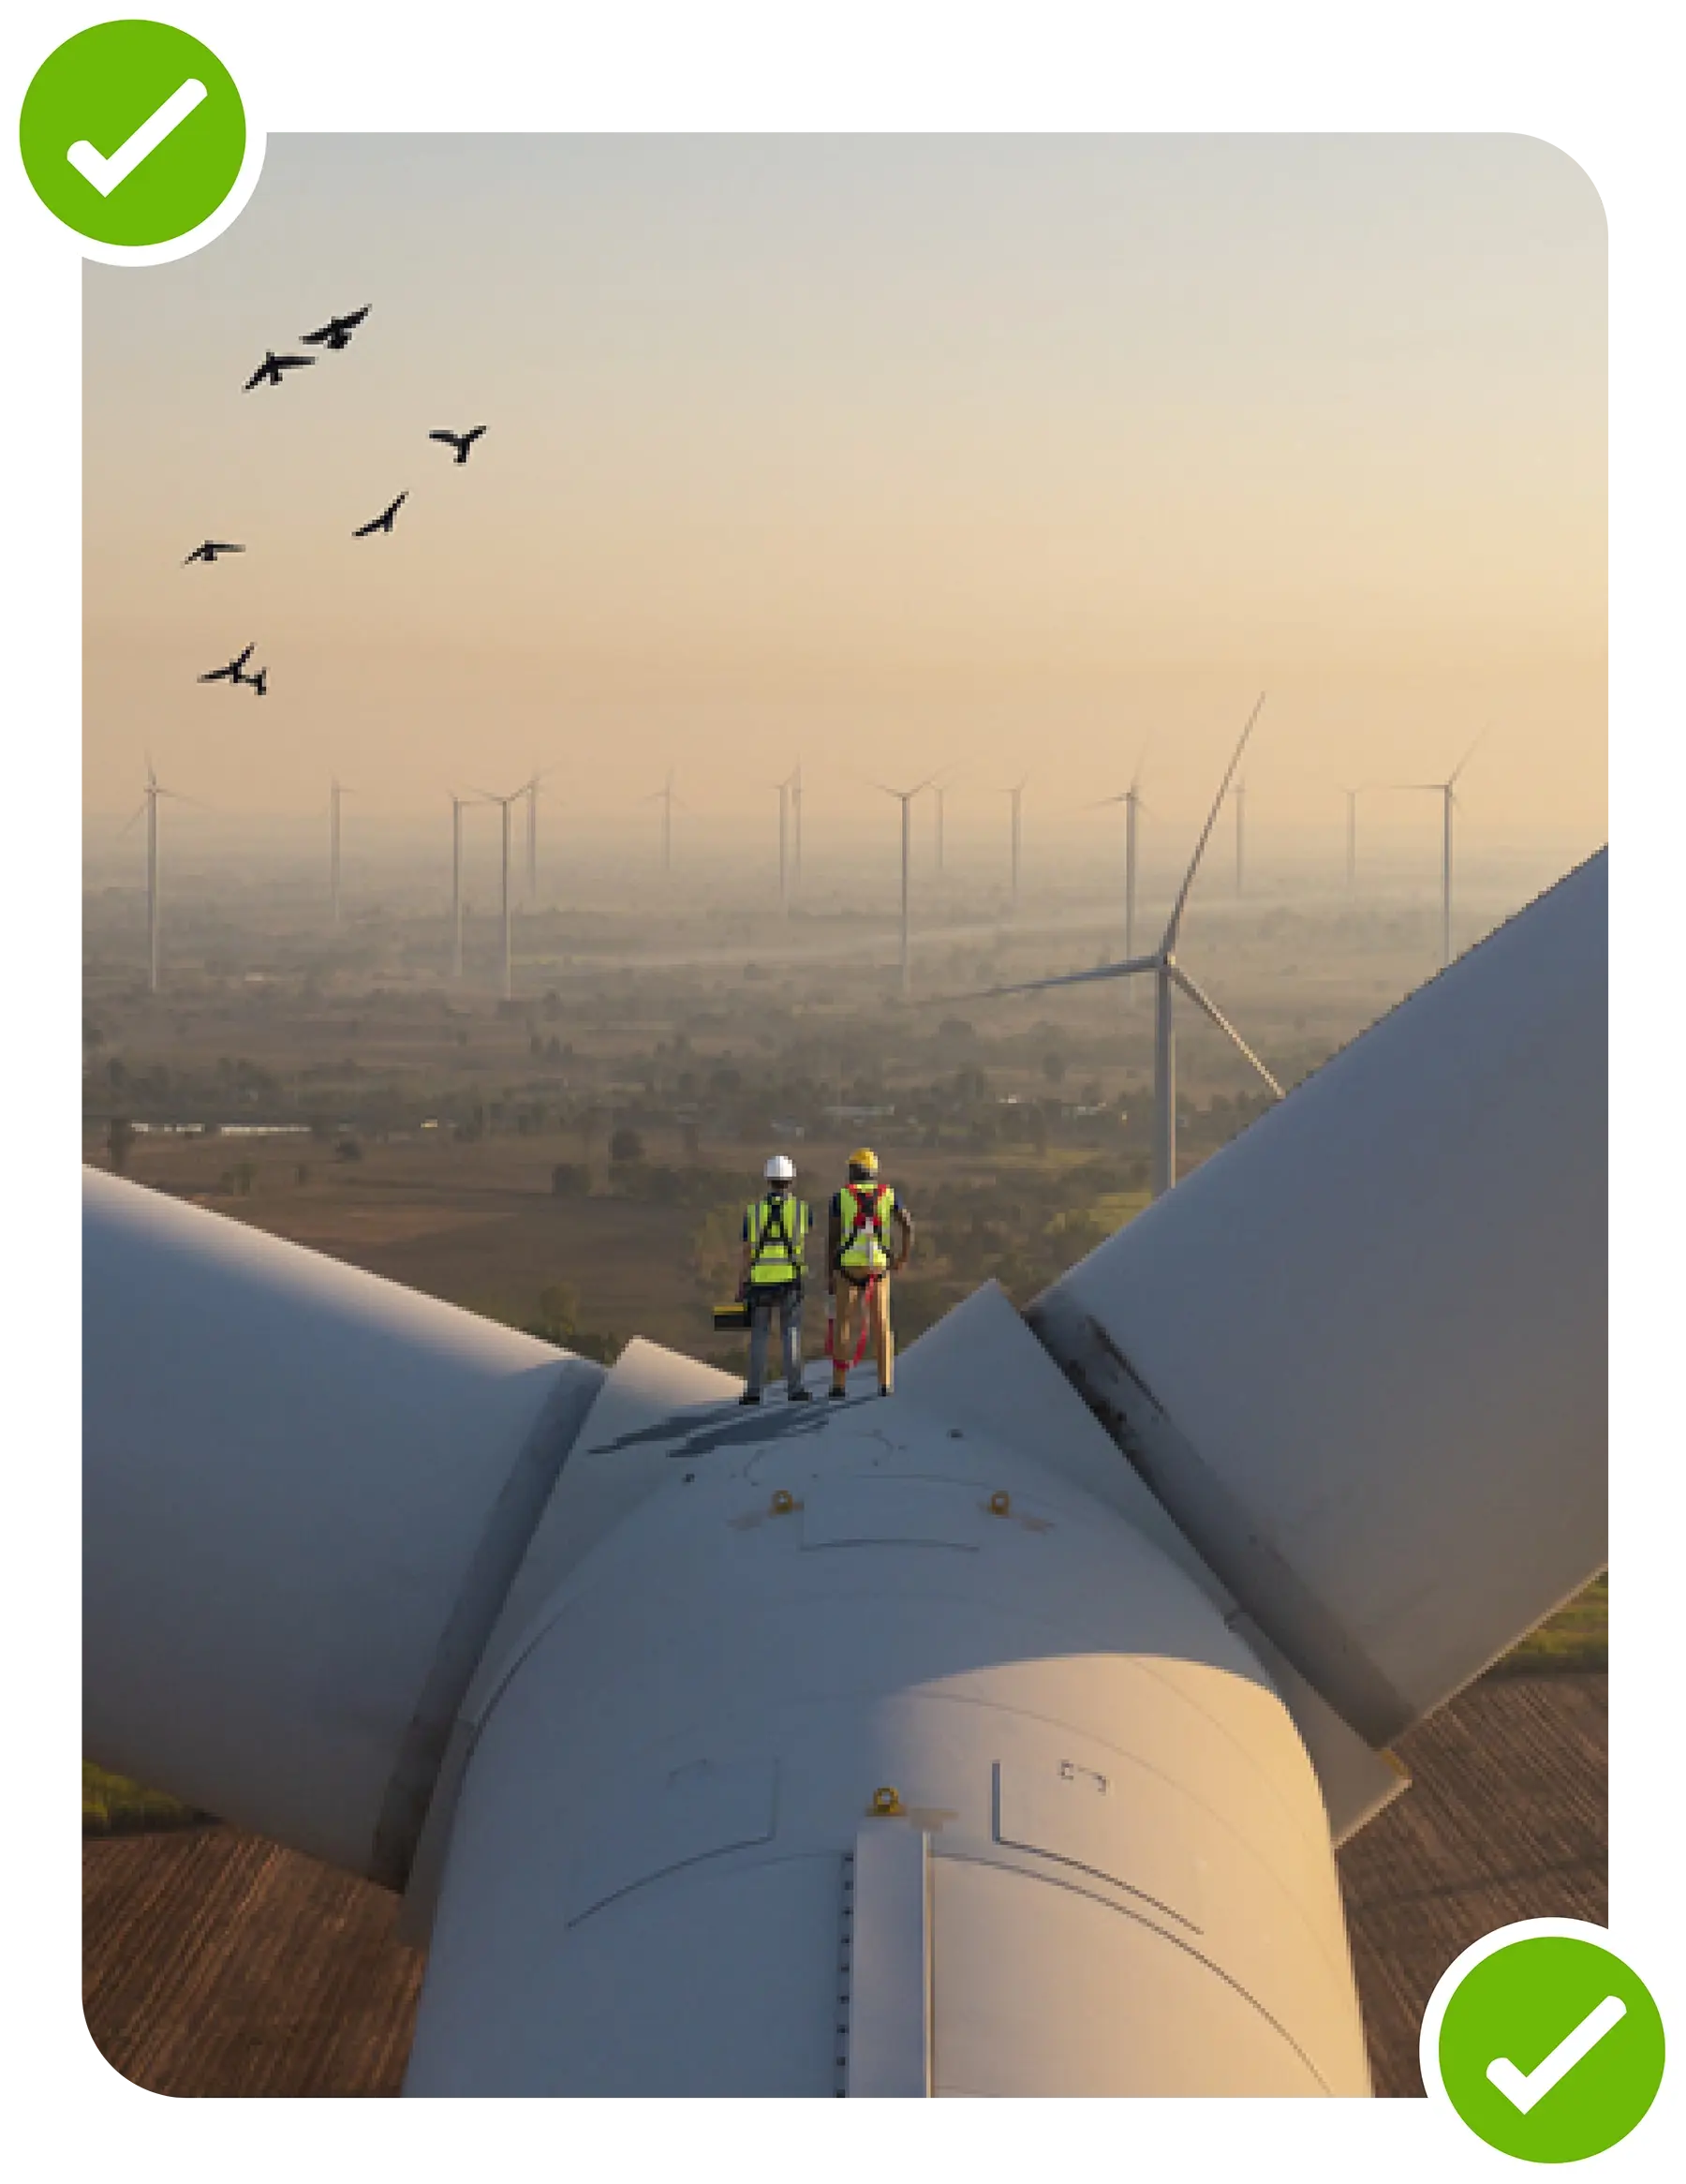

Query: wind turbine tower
left=124, top=760, right=200, bottom=992
left=329, top=778, right=348, bottom=928
left=791, top=762, right=804, bottom=897
left=448, top=793, right=477, bottom=980
left=145, top=771, right=160, bottom=993
left=1089, top=749, right=1149, bottom=1002
left=646, top=772, right=677, bottom=876
left=470, top=785, right=526, bottom=1001
left=776, top=776, right=791, bottom=914
left=1399, top=740, right=1482, bottom=968
left=1005, top=778, right=1026, bottom=914
left=878, top=778, right=931, bottom=998
left=522, top=765, right=558, bottom=908
left=975, top=700, right=1276, bottom=1196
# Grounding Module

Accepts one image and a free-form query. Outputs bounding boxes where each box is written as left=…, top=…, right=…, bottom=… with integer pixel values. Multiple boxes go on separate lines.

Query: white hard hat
left=764, top=1154, right=796, bottom=1183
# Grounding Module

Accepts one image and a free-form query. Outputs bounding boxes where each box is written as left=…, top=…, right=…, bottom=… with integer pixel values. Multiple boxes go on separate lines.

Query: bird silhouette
left=240, top=666, right=269, bottom=698
left=244, top=350, right=315, bottom=392
left=429, top=426, right=487, bottom=466
left=353, top=492, right=408, bottom=538
left=183, top=540, right=244, bottom=565
left=199, top=644, right=256, bottom=685
left=301, top=306, right=370, bottom=350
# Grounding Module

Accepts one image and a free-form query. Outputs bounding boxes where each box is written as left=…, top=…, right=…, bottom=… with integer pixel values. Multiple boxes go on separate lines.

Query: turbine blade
left=1448, top=731, right=1486, bottom=787
left=1161, top=691, right=1266, bottom=950
left=934, top=953, right=1161, bottom=1006
left=1170, top=967, right=1284, bottom=1097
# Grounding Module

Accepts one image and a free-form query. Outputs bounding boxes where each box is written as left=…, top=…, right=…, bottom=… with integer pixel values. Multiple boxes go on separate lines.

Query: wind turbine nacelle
left=403, top=1335, right=1372, bottom=2095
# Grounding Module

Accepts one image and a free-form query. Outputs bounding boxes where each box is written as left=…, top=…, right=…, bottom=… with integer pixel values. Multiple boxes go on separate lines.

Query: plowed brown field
left=83, top=1671, right=1605, bottom=2097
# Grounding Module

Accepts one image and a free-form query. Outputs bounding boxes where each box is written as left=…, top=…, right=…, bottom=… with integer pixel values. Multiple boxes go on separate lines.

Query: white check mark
left=67, top=78, right=208, bottom=199
left=1486, top=1994, right=1627, bottom=2115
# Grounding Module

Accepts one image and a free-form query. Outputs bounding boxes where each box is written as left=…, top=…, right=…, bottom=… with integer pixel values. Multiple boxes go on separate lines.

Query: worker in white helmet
left=738, top=1153, right=813, bottom=1405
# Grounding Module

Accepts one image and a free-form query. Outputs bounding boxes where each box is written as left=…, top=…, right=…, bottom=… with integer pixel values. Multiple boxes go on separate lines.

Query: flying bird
left=183, top=540, right=244, bottom=565
left=429, top=425, right=487, bottom=465
left=199, top=644, right=256, bottom=685
left=301, top=306, right=370, bottom=350
left=244, top=350, right=315, bottom=392
left=240, top=666, right=269, bottom=698
left=353, top=492, right=408, bottom=538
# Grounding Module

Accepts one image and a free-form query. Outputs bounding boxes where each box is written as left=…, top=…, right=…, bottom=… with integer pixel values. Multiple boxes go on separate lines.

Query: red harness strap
left=825, top=1271, right=880, bottom=1366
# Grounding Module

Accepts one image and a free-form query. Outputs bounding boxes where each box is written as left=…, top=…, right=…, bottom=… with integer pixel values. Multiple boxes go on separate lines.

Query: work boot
left=738, top=1390, right=762, bottom=1406
left=788, top=1388, right=814, bottom=1404
left=828, top=1385, right=847, bottom=1402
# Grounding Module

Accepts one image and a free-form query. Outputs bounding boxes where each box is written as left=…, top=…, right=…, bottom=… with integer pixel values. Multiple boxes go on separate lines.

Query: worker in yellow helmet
left=827, top=1148, right=913, bottom=1399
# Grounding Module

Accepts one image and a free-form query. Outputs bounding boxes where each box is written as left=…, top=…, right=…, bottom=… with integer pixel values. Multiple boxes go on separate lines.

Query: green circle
left=19, top=19, right=245, bottom=247
left=1439, top=1935, right=1665, bottom=2162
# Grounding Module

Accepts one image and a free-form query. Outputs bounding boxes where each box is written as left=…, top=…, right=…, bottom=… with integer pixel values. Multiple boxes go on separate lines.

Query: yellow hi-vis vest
left=747, top=1193, right=808, bottom=1285
left=837, top=1181, right=896, bottom=1274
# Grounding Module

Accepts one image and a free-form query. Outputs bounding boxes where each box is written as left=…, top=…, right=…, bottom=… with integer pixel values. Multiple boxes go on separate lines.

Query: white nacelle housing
left=406, top=1367, right=1371, bottom=2096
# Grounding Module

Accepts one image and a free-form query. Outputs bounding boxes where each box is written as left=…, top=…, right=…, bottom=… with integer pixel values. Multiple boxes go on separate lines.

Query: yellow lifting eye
left=770, top=1489, right=795, bottom=1516
left=869, top=1786, right=904, bottom=1817
left=988, top=1490, right=1012, bottom=1517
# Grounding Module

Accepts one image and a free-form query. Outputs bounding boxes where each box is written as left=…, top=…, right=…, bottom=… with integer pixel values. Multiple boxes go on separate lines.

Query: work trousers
left=747, top=1286, right=805, bottom=1397
left=832, top=1272, right=894, bottom=1393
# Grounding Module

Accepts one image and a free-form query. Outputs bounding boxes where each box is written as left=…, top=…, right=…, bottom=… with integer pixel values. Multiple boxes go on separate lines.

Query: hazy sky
left=84, top=134, right=1605, bottom=852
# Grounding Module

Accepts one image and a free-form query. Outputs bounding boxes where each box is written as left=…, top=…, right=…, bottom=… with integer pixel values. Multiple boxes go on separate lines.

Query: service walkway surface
left=82, top=1671, right=1606, bottom=2098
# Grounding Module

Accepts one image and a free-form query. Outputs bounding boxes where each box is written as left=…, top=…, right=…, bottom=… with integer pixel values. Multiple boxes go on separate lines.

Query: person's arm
left=893, top=1202, right=914, bottom=1272
left=827, top=1196, right=841, bottom=1293
left=739, top=1209, right=753, bottom=1290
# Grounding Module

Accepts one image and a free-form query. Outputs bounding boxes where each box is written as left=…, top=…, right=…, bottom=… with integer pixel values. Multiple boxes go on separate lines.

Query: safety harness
left=747, top=1193, right=806, bottom=1288
left=828, top=1182, right=892, bottom=1366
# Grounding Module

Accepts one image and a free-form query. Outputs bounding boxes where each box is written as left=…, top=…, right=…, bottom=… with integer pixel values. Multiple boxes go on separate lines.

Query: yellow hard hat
left=849, top=1147, right=880, bottom=1177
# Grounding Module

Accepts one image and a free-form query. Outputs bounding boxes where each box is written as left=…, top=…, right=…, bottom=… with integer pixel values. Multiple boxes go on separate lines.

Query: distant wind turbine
left=776, top=774, right=793, bottom=914
left=1397, top=737, right=1484, bottom=968
left=1003, top=777, right=1028, bottom=914
left=1089, top=741, right=1152, bottom=1001
left=791, top=762, right=804, bottom=897
left=469, top=784, right=529, bottom=1001
left=329, top=778, right=351, bottom=927
left=644, top=772, right=681, bottom=875
left=1338, top=783, right=1368, bottom=892
left=524, top=765, right=560, bottom=905
left=120, top=757, right=196, bottom=994
left=934, top=781, right=951, bottom=882
left=876, top=778, right=933, bottom=998
left=448, top=791, right=483, bottom=979
left=953, top=697, right=1279, bottom=1197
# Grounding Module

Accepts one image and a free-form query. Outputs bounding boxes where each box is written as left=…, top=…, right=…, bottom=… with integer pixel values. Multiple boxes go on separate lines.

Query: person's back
left=827, top=1148, right=913, bottom=1398
left=739, top=1154, right=812, bottom=1405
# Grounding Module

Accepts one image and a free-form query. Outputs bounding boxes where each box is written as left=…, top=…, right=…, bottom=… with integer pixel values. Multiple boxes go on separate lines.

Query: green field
left=83, top=1762, right=202, bottom=1835
left=1502, top=1572, right=1686, bottom=1668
